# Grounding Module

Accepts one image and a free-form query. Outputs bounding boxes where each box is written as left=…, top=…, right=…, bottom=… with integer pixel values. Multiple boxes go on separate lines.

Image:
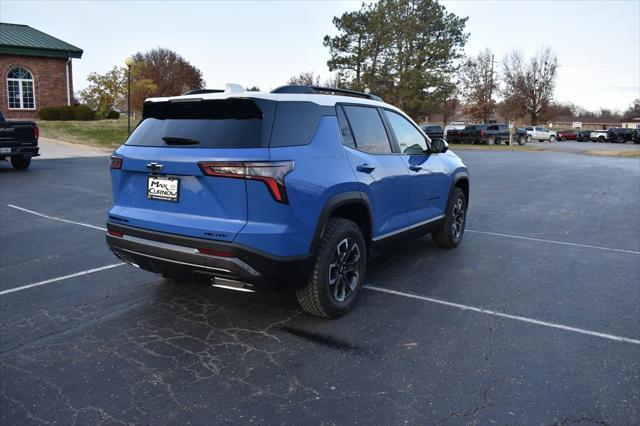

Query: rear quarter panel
left=235, top=116, right=360, bottom=257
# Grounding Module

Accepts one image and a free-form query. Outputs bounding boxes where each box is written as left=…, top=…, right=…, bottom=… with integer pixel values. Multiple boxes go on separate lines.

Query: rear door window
left=126, top=99, right=268, bottom=148
left=343, top=106, right=392, bottom=154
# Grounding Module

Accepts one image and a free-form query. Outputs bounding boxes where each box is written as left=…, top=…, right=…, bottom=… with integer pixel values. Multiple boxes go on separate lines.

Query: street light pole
left=124, top=56, right=135, bottom=135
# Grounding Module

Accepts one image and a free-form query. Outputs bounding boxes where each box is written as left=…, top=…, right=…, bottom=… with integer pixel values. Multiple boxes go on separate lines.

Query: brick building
left=0, top=23, right=83, bottom=119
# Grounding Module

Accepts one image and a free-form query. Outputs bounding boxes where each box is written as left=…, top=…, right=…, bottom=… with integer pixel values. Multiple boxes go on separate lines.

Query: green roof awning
left=0, top=22, right=83, bottom=59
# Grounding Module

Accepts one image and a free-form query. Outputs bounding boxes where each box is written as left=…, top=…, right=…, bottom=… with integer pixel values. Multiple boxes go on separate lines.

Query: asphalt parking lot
left=1, top=148, right=638, bottom=425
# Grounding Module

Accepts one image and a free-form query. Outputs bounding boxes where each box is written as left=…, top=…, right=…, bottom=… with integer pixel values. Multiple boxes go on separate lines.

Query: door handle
left=409, top=165, right=422, bottom=172
left=356, top=164, right=375, bottom=173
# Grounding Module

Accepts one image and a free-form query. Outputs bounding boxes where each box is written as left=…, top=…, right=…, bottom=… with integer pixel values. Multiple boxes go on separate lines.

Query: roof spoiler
left=182, top=84, right=246, bottom=96
left=271, top=85, right=383, bottom=102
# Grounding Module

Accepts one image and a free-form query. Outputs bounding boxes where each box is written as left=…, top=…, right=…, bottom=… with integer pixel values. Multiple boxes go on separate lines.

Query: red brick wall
left=0, top=54, right=72, bottom=119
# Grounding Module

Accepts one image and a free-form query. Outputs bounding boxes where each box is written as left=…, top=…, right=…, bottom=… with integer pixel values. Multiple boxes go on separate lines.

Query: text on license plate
left=147, top=175, right=179, bottom=202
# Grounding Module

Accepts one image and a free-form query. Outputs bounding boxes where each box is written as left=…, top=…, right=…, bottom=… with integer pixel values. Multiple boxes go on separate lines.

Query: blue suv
left=106, top=85, right=469, bottom=317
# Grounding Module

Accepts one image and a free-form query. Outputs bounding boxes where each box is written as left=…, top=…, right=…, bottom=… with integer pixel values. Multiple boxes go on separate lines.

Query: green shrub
left=73, top=104, right=96, bottom=121
left=38, top=106, right=61, bottom=120
left=58, top=105, right=75, bottom=120
left=105, top=110, right=120, bottom=119
left=37, top=105, right=96, bottom=121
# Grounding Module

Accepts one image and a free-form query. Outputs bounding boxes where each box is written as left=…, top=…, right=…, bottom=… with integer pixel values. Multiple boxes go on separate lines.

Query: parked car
left=457, top=124, right=527, bottom=145
left=444, top=121, right=465, bottom=138
left=590, top=130, right=608, bottom=142
left=106, top=84, right=470, bottom=318
left=0, top=111, right=39, bottom=169
left=607, top=128, right=636, bottom=143
left=525, top=126, right=556, bottom=142
left=635, top=129, right=640, bottom=144
left=420, top=124, right=444, bottom=140
left=576, top=130, right=592, bottom=142
left=556, top=130, right=578, bottom=141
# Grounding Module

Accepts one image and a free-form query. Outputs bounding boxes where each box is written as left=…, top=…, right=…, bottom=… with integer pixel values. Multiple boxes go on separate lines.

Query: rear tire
left=518, top=135, right=527, bottom=145
left=432, top=187, right=467, bottom=249
left=487, top=136, right=495, bottom=145
left=296, top=218, right=367, bottom=318
left=11, top=156, right=31, bottom=170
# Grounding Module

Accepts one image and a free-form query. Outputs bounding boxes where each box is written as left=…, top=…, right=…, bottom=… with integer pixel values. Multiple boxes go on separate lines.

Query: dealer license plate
left=147, top=175, right=179, bottom=202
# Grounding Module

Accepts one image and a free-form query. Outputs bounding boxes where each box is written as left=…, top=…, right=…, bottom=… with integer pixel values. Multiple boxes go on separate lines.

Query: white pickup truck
left=525, top=126, right=557, bottom=142
left=589, top=130, right=608, bottom=142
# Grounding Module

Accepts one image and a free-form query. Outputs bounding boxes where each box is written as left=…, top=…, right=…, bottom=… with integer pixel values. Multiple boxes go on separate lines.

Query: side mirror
left=432, top=138, right=448, bottom=154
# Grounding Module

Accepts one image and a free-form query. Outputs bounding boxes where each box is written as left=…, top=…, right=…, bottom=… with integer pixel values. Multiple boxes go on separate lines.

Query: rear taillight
left=110, top=156, right=122, bottom=169
left=198, top=161, right=294, bottom=204
left=107, top=230, right=123, bottom=237
left=480, top=130, right=486, bottom=137
left=34, top=126, right=39, bottom=141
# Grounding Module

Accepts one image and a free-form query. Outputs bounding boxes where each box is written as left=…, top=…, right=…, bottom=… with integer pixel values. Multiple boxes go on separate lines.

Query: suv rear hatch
left=109, top=97, right=275, bottom=242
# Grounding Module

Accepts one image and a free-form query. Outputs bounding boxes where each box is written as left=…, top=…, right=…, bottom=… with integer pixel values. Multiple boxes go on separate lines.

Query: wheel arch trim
left=309, top=191, right=372, bottom=254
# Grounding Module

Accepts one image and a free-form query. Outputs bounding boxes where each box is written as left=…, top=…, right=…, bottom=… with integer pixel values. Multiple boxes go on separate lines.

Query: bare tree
left=287, top=71, right=321, bottom=86
left=501, top=47, right=558, bottom=124
left=459, top=49, right=497, bottom=123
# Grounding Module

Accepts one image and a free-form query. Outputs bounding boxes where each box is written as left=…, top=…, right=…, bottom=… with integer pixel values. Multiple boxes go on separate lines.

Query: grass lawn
left=584, top=150, right=640, bottom=158
left=36, top=118, right=138, bottom=149
left=451, top=143, right=543, bottom=152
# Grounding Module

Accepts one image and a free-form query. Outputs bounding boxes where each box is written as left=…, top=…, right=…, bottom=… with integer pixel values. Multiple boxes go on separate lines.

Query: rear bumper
left=106, top=222, right=314, bottom=291
left=0, top=146, right=39, bottom=159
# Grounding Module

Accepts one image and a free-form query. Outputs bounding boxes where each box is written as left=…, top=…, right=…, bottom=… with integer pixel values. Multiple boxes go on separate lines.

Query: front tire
left=549, top=135, right=556, bottom=142
left=518, top=135, right=527, bottom=145
left=296, top=218, right=367, bottom=318
left=432, top=187, right=467, bottom=249
left=11, top=156, right=31, bottom=170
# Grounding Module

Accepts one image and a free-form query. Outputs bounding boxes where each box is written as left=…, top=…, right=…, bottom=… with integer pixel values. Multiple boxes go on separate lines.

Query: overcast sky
left=2, top=0, right=638, bottom=112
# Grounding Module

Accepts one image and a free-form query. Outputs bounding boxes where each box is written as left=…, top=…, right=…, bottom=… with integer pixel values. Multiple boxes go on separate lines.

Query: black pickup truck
left=607, top=128, right=638, bottom=144
left=458, top=124, right=528, bottom=145
left=0, top=112, right=39, bottom=169
left=420, top=124, right=445, bottom=140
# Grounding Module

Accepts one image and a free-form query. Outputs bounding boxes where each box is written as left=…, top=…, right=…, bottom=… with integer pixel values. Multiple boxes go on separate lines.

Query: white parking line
left=364, top=285, right=640, bottom=345
left=466, top=229, right=640, bottom=255
left=7, top=204, right=106, bottom=231
left=0, top=263, right=124, bottom=296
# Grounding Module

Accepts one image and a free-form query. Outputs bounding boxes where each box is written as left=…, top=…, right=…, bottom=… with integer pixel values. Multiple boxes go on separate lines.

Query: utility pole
left=488, top=54, right=495, bottom=110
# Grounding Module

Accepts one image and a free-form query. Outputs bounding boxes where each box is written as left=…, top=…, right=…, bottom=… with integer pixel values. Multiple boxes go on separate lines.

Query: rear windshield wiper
left=162, top=136, right=200, bottom=145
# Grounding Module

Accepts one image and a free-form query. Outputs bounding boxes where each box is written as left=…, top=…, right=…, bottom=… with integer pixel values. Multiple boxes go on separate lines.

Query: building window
left=7, top=67, right=35, bottom=110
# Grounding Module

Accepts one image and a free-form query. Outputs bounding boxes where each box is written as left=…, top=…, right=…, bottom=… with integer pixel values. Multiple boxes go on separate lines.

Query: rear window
left=126, top=99, right=267, bottom=148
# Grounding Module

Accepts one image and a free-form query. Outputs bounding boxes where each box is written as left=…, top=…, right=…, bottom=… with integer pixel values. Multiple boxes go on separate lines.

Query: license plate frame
left=147, top=175, right=180, bottom=203
left=0, top=147, right=11, bottom=154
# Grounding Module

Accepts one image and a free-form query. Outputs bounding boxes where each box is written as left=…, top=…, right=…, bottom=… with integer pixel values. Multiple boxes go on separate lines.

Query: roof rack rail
left=271, top=85, right=383, bottom=102
left=182, top=89, right=225, bottom=95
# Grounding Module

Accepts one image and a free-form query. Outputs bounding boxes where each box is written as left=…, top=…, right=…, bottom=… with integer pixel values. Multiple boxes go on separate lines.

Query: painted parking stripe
left=466, top=229, right=640, bottom=255
left=364, top=285, right=640, bottom=345
left=0, top=263, right=124, bottom=296
left=8, top=204, right=638, bottom=256
left=7, top=204, right=106, bottom=231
